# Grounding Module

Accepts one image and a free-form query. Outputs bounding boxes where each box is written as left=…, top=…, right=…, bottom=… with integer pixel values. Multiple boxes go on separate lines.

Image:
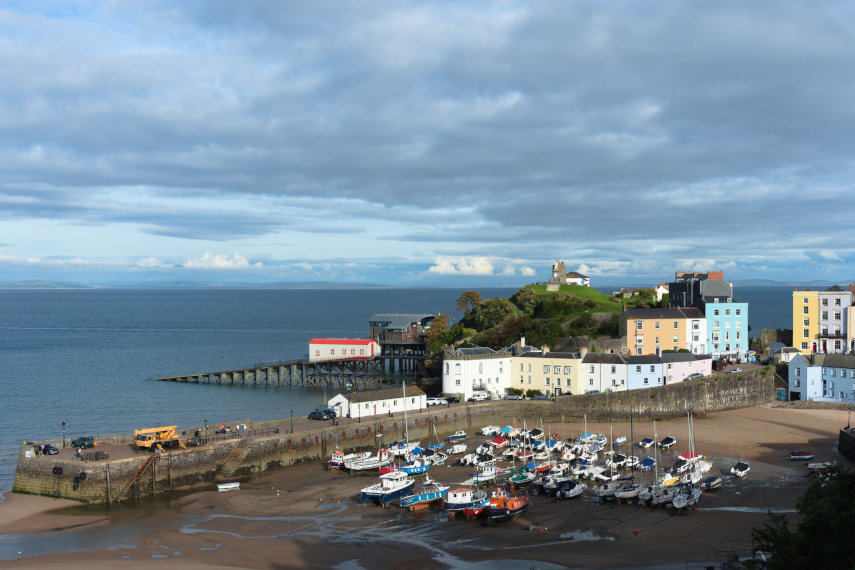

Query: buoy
left=635, top=529, right=639, bottom=534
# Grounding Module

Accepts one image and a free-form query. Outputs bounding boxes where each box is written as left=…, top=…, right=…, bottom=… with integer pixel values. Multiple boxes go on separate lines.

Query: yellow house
left=620, top=307, right=704, bottom=356
left=510, top=350, right=583, bottom=396
left=793, top=288, right=820, bottom=355
left=793, top=286, right=853, bottom=354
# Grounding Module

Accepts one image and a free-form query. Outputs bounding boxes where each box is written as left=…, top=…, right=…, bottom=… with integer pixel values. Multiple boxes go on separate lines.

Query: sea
left=0, top=285, right=794, bottom=498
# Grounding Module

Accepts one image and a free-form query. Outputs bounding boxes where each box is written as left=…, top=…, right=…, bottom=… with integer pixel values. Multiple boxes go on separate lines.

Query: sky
left=2, top=1, right=855, bottom=287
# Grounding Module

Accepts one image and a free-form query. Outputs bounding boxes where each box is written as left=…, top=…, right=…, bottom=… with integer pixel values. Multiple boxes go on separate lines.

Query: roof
left=582, top=353, right=627, bottom=364
left=660, top=352, right=704, bottom=363
left=454, top=347, right=498, bottom=356
left=346, top=385, right=426, bottom=404
left=518, top=351, right=581, bottom=360
left=310, top=338, right=377, bottom=345
left=774, top=346, right=799, bottom=354
left=825, top=285, right=847, bottom=292
left=627, top=355, right=661, bottom=364
left=566, top=271, right=588, bottom=278
left=623, top=307, right=704, bottom=319
left=369, top=314, right=435, bottom=330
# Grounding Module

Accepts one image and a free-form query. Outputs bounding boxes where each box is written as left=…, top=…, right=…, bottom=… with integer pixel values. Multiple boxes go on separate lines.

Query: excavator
left=133, top=426, right=186, bottom=452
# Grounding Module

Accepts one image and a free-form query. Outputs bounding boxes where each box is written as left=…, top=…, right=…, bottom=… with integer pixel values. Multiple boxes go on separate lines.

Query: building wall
left=789, top=355, right=855, bottom=403
left=582, top=360, right=628, bottom=393
left=510, top=354, right=582, bottom=396
left=626, top=362, right=664, bottom=390
left=705, top=302, right=748, bottom=357
left=308, top=340, right=379, bottom=362
left=441, top=354, right=510, bottom=400
left=793, top=290, right=820, bottom=354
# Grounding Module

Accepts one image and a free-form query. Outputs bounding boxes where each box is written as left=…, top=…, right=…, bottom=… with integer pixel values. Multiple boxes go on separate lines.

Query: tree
left=424, top=313, right=449, bottom=353
left=456, top=290, right=483, bottom=315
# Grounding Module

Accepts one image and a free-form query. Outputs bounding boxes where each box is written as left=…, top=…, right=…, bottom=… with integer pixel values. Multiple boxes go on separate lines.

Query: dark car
left=308, top=410, right=332, bottom=420
left=531, top=394, right=551, bottom=401
left=71, top=436, right=95, bottom=448
left=445, top=395, right=460, bottom=403
left=314, top=407, right=337, bottom=418
left=35, top=444, right=58, bottom=455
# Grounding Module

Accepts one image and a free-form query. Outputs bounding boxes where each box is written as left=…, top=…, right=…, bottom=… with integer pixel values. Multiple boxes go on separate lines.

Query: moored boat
left=555, top=479, right=586, bottom=499
left=361, top=471, right=416, bottom=505
left=399, top=477, right=449, bottom=510
left=486, top=487, right=530, bottom=522
left=217, top=482, right=240, bottom=492
left=672, top=487, right=702, bottom=510
left=700, top=475, right=722, bottom=491
left=447, top=430, right=467, bottom=441
left=444, top=486, right=487, bottom=516
left=730, top=460, right=750, bottom=478
left=346, top=449, right=394, bottom=472
left=329, top=449, right=371, bottom=470
left=449, top=443, right=467, bottom=454
left=789, top=450, right=814, bottom=461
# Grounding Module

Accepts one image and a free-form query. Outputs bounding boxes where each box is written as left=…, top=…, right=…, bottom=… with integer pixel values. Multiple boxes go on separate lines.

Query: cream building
left=510, top=349, right=582, bottom=396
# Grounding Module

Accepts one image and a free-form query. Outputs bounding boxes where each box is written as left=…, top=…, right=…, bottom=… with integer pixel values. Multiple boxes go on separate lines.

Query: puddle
left=199, top=542, right=221, bottom=551
left=559, top=529, right=614, bottom=542
left=698, top=506, right=797, bottom=514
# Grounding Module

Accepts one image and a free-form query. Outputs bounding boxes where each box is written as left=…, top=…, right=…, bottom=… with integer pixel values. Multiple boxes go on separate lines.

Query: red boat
left=463, top=497, right=490, bottom=519
left=789, top=451, right=814, bottom=461
left=486, top=487, right=530, bottom=522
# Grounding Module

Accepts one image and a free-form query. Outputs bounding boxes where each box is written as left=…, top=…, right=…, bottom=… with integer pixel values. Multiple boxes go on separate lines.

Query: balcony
left=816, top=333, right=847, bottom=339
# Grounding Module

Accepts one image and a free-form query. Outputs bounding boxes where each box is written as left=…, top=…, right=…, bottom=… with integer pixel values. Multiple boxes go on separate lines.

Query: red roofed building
left=309, top=338, right=381, bottom=362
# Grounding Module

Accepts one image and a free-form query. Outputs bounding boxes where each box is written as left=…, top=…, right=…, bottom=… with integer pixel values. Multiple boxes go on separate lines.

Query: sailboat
left=389, top=382, right=420, bottom=456
left=614, top=409, right=641, bottom=501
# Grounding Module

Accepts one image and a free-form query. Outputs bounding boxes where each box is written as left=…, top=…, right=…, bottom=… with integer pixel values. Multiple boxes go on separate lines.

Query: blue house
left=789, top=353, right=855, bottom=403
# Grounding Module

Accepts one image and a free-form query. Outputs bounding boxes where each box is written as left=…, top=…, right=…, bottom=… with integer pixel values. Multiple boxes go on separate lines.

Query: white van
left=468, top=392, right=488, bottom=402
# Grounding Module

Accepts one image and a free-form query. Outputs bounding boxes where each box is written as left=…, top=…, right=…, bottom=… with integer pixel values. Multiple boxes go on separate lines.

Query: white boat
left=700, top=475, right=722, bottom=491
left=479, top=425, right=500, bottom=436
left=614, top=480, right=641, bottom=501
left=388, top=440, right=421, bottom=457
left=672, top=487, right=702, bottom=509
left=613, top=436, right=627, bottom=446
left=594, top=481, right=620, bottom=498
left=346, top=449, right=394, bottom=471
left=447, top=430, right=467, bottom=441
left=445, top=486, right=488, bottom=516
left=449, top=443, right=467, bottom=454
left=472, top=464, right=504, bottom=484
left=329, top=449, right=371, bottom=470
left=555, top=479, right=586, bottom=499
left=731, top=460, right=751, bottom=478
left=217, top=482, right=240, bottom=492
left=361, top=471, right=416, bottom=505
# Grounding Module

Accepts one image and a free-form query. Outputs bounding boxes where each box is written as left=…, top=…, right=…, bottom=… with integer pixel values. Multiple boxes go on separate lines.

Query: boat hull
left=361, top=481, right=416, bottom=505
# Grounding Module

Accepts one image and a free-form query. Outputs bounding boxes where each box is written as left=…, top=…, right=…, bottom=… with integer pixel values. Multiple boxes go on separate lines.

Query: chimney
left=520, top=335, right=526, bottom=348
left=542, top=345, right=550, bottom=355
left=580, top=347, right=588, bottom=358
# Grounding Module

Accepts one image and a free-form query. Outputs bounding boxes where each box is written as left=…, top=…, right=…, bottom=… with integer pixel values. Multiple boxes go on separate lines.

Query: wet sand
left=1, top=404, right=851, bottom=569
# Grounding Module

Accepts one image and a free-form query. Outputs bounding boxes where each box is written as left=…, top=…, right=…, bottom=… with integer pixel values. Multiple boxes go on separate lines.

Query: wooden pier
left=150, top=355, right=428, bottom=390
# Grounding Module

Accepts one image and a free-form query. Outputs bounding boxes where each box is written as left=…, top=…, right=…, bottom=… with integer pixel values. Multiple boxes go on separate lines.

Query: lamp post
left=290, top=409, right=293, bottom=434
left=345, top=381, right=353, bottom=419
left=204, top=419, right=207, bottom=445
left=61, top=422, right=66, bottom=448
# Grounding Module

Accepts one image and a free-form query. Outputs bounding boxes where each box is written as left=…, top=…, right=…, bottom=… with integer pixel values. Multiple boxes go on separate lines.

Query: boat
left=479, top=425, right=500, bottom=436
left=445, top=486, right=488, bottom=517
left=463, top=496, right=491, bottom=519
left=361, top=471, right=416, bottom=505
left=486, top=486, right=530, bottom=522
left=700, top=475, right=722, bottom=491
left=672, top=487, right=702, bottom=510
left=490, top=436, right=509, bottom=449
left=674, top=452, right=703, bottom=473
left=447, top=430, right=467, bottom=441
left=730, top=460, right=751, bottom=478
left=346, top=449, right=394, bottom=471
left=613, top=436, right=627, bottom=446
left=507, top=467, right=537, bottom=486
left=398, top=457, right=432, bottom=475
left=658, top=436, right=677, bottom=450
left=217, top=482, right=240, bottom=492
left=614, top=479, right=641, bottom=501
left=399, top=476, right=449, bottom=510
left=789, top=451, right=814, bottom=461
left=594, top=481, right=620, bottom=499
left=638, top=438, right=654, bottom=449
left=807, top=461, right=837, bottom=478
left=388, top=440, right=421, bottom=457
left=555, top=479, right=586, bottom=499
left=449, top=443, right=467, bottom=454
left=472, top=464, right=504, bottom=484
left=329, top=449, right=371, bottom=470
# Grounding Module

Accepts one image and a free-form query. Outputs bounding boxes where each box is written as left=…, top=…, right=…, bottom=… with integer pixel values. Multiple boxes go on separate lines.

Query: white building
left=441, top=347, right=511, bottom=400
left=309, top=338, right=381, bottom=362
left=581, top=353, right=628, bottom=393
left=685, top=315, right=708, bottom=355
left=328, top=385, right=426, bottom=420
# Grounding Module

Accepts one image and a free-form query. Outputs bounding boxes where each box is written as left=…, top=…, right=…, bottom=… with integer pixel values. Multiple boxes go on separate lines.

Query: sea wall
left=14, top=369, right=778, bottom=503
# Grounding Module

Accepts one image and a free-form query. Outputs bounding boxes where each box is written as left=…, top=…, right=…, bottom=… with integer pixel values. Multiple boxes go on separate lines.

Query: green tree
left=457, top=290, right=483, bottom=315
left=424, top=313, right=449, bottom=353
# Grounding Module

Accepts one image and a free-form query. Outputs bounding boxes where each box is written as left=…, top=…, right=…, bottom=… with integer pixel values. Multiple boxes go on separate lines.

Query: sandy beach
left=1, top=404, right=851, bottom=569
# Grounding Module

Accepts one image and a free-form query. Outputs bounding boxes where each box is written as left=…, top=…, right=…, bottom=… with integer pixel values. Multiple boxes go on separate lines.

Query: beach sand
left=1, top=404, right=851, bottom=569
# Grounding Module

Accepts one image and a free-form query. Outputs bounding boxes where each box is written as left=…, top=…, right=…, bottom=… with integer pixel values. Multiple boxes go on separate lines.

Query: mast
left=403, top=381, right=408, bottom=444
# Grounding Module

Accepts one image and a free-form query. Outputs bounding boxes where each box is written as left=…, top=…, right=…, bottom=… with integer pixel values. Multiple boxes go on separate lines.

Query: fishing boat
left=447, top=430, right=467, bottom=441
left=672, top=487, right=702, bottom=510
left=398, top=457, right=432, bottom=475
left=463, top=496, right=491, bottom=519
left=730, top=460, right=751, bottom=478
left=445, top=486, right=488, bottom=517
left=361, top=471, right=416, bottom=505
left=472, top=464, right=504, bottom=485
left=486, top=487, right=530, bottom=522
left=700, top=475, right=722, bottom=490
left=329, top=449, right=371, bottom=470
left=674, top=451, right=703, bottom=473
left=789, top=450, right=814, bottom=461
left=507, top=467, right=537, bottom=486
left=807, top=461, right=837, bottom=478
left=217, top=482, right=240, bottom=492
left=399, top=476, right=449, bottom=510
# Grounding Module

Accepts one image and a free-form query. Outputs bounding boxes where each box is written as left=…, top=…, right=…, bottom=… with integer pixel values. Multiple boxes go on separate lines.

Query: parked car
left=426, top=397, right=448, bottom=406
left=685, top=373, right=704, bottom=381
left=308, top=410, right=333, bottom=420
left=504, top=393, right=522, bottom=400
left=531, top=394, right=551, bottom=401
left=445, top=395, right=461, bottom=403
left=314, top=407, right=337, bottom=418
left=35, top=444, right=58, bottom=455
left=467, top=393, right=488, bottom=402
left=730, top=367, right=743, bottom=373
left=71, top=436, right=95, bottom=448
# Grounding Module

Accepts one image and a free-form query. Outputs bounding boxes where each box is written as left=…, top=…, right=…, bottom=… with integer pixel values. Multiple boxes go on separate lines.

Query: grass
left=524, top=284, right=626, bottom=312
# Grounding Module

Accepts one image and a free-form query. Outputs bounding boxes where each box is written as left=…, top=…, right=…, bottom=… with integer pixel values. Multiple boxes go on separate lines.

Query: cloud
left=428, top=257, right=495, bottom=276
left=182, top=252, right=262, bottom=269
left=817, top=250, right=842, bottom=262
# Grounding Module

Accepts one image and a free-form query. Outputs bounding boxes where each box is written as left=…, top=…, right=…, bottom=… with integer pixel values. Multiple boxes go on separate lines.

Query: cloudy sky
left=2, top=1, right=854, bottom=287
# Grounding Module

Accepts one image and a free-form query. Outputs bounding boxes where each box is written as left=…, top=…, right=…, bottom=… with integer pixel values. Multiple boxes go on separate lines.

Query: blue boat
left=445, top=486, right=487, bottom=517
left=361, top=471, right=416, bottom=505
left=399, top=458, right=431, bottom=475
left=639, top=457, right=656, bottom=471
left=399, top=477, right=449, bottom=510
left=447, top=430, right=467, bottom=441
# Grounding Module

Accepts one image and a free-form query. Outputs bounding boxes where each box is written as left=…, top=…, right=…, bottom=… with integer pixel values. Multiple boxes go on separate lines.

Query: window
left=544, top=365, right=550, bottom=373
left=803, top=318, right=809, bottom=326
left=589, top=365, right=595, bottom=373
left=360, top=349, right=365, bottom=355
left=693, top=334, right=699, bottom=341
left=835, top=340, right=842, bottom=350
left=725, top=309, right=731, bottom=316
left=554, top=365, right=561, bottom=374
left=643, top=377, right=649, bottom=385
left=520, top=375, right=524, bottom=383
left=545, top=378, right=550, bottom=385
left=712, top=332, right=720, bottom=342
left=527, top=364, right=531, bottom=372
left=527, top=376, right=531, bottom=384
left=635, top=321, right=643, bottom=330
left=479, top=363, right=483, bottom=373
left=822, top=298, right=828, bottom=307
left=636, top=348, right=643, bottom=355
left=725, top=321, right=731, bottom=328
left=455, top=363, right=461, bottom=375
left=564, top=366, right=572, bottom=374
left=520, top=363, right=524, bottom=371
left=655, top=336, right=660, bottom=343
left=736, top=331, right=741, bottom=340
left=315, top=350, right=320, bottom=356
left=612, top=379, right=617, bottom=386
left=795, top=367, right=801, bottom=375
left=822, top=311, right=828, bottom=320
left=725, top=331, right=730, bottom=340
left=714, top=309, right=720, bottom=316
left=674, top=321, right=679, bottom=329
left=801, top=342, right=808, bottom=350
left=714, top=321, right=720, bottom=328
left=835, top=312, right=842, bottom=320
left=650, top=365, right=655, bottom=372
left=803, top=329, right=810, bottom=338
left=589, top=378, right=594, bottom=385
left=445, top=363, right=449, bottom=374
left=655, top=321, right=660, bottom=329
left=673, top=336, right=678, bottom=343
left=556, top=378, right=561, bottom=386
left=736, top=309, right=741, bottom=316
left=803, top=297, right=808, bottom=304
left=736, top=321, right=742, bottom=328
left=636, top=336, right=643, bottom=345
left=803, top=306, right=809, bottom=314
left=714, top=343, right=719, bottom=351
left=832, top=369, right=837, bottom=376
left=331, top=349, right=335, bottom=355
left=843, top=370, right=848, bottom=378
left=693, top=321, right=700, bottom=330
left=610, top=365, right=616, bottom=373
left=835, top=298, right=842, bottom=306
left=636, top=365, right=642, bottom=372
left=794, top=379, right=800, bottom=387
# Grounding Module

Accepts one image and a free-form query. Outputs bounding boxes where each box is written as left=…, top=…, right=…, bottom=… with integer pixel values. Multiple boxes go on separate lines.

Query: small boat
left=399, top=458, right=432, bottom=475
left=658, top=436, right=677, bottom=450
left=479, top=425, right=500, bottom=436
left=639, top=457, right=656, bottom=471
left=463, top=496, right=491, bottom=519
left=730, top=460, right=751, bottom=478
left=388, top=440, right=421, bottom=457
left=329, top=449, right=371, bottom=470
left=613, top=436, right=627, bottom=446
left=400, top=477, right=449, bottom=510
left=614, top=479, right=641, bottom=501
left=807, top=461, right=837, bottom=478
left=346, top=449, right=394, bottom=472
left=594, top=481, right=620, bottom=499
left=490, top=436, right=509, bottom=449
left=789, top=451, right=814, bottom=461
left=217, top=482, right=240, bottom=492
left=486, top=487, right=530, bottom=522
left=361, top=471, right=416, bottom=505
left=445, top=486, right=488, bottom=517
left=555, top=479, right=586, bottom=499
left=507, top=467, right=537, bottom=486
left=672, top=487, right=702, bottom=510
left=447, top=430, right=467, bottom=441
left=449, top=443, right=467, bottom=455
left=674, top=451, right=703, bottom=472
left=638, top=438, right=655, bottom=449
left=472, top=464, right=504, bottom=484
left=700, top=476, right=722, bottom=491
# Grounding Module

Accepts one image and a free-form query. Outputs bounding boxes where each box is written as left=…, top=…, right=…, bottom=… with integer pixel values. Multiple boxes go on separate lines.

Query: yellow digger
left=133, top=426, right=186, bottom=452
